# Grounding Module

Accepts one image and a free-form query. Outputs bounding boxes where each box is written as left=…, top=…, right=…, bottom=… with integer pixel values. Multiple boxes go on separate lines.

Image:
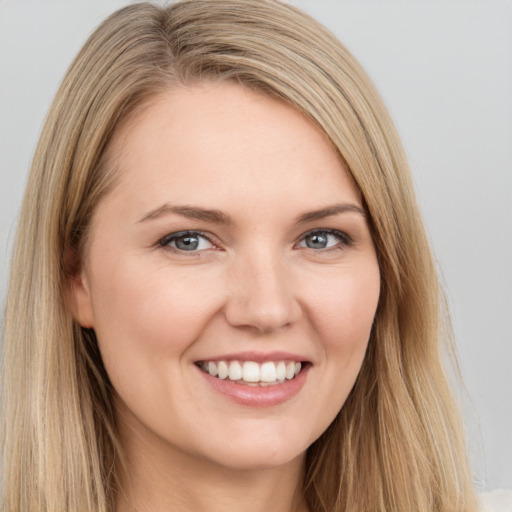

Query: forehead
left=101, top=81, right=360, bottom=221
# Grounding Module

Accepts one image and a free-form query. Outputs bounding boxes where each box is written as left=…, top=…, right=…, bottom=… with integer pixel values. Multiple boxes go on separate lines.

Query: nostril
left=224, top=258, right=302, bottom=331
left=224, top=300, right=299, bottom=333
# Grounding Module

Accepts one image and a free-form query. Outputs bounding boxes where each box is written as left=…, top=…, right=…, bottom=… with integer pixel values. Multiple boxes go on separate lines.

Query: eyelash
left=158, top=229, right=352, bottom=254
left=158, top=230, right=216, bottom=254
left=297, top=229, right=352, bottom=252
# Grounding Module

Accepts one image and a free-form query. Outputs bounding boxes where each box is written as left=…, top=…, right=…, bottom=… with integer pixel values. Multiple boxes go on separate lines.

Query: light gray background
left=1, top=0, right=511, bottom=492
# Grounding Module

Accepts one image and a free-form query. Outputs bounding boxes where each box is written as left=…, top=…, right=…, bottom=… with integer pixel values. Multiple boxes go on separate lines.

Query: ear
left=63, top=247, right=95, bottom=328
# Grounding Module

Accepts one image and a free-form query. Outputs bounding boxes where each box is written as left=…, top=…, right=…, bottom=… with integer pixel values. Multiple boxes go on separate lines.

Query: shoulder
left=479, top=489, right=512, bottom=512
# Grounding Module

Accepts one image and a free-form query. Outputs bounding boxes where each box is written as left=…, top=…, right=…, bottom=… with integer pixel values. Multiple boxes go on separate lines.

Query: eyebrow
left=138, top=204, right=232, bottom=224
left=295, top=203, right=366, bottom=223
left=138, top=202, right=366, bottom=225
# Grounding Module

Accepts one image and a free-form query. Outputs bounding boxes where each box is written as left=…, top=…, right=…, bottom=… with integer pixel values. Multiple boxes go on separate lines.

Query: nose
left=224, top=248, right=302, bottom=333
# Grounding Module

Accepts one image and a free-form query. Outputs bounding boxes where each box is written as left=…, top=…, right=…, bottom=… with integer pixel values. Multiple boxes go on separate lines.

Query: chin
left=209, top=445, right=306, bottom=472
left=192, top=426, right=311, bottom=472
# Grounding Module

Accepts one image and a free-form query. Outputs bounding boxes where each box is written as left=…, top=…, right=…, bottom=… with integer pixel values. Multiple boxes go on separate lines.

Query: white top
left=480, top=490, right=512, bottom=512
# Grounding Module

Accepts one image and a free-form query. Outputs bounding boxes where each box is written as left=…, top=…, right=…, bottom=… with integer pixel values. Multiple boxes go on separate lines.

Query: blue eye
left=160, top=231, right=214, bottom=252
left=298, top=230, right=349, bottom=250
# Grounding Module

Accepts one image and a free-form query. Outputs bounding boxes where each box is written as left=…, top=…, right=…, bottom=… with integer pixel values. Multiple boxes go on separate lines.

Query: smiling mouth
left=196, top=360, right=304, bottom=386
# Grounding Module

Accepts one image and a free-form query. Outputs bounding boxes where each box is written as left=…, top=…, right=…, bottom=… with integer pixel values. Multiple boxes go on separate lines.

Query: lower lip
left=197, top=365, right=309, bottom=407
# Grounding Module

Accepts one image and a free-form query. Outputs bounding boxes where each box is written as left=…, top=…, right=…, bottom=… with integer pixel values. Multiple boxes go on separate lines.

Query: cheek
left=308, top=263, right=380, bottom=351
left=86, top=254, right=222, bottom=369
left=305, top=260, right=380, bottom=409
left=289, top=262, right=380, bottom=444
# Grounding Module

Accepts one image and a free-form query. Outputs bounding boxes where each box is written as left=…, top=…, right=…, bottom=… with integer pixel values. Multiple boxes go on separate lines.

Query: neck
left=115, top=421, right=309, bottom=512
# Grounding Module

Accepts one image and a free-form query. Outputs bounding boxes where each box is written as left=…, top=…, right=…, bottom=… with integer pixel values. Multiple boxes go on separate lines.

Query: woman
left=1, top=1, right=478, bottom=511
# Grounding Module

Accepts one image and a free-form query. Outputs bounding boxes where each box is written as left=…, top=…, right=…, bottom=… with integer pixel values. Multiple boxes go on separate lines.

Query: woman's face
left=71, top=82, right=380, bottom=471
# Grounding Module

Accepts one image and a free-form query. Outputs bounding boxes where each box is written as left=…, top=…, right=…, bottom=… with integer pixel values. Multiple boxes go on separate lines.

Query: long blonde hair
left=1, top=1, right=477, bottom=511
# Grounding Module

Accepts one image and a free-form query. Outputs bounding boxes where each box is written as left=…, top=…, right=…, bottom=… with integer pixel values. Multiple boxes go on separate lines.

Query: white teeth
left=200, top=359, right=304, bottom=384
left=260, top=362, right=277, bottom=382
left=218, top=361, right=229, bottom=379
left=285, top=362, right=295, bottom=380
left=242, top=361, right=260, bottom=382
left=276, top=361, right=286, bottom=381
left=208, top=361, right=218, bottom=377
left=228, top=361, right=243, bottom=381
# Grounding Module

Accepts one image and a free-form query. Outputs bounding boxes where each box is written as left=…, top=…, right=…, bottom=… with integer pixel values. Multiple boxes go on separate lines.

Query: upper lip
left=195, top=351, right=310, bottom=363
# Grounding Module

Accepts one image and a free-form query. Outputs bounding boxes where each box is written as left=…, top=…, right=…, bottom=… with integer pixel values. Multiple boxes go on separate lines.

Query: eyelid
left=157, top=228, right=352, bottom=253
left=158, top=230, right=218, bottom=252
left=294, top=228, right=353, bottom=249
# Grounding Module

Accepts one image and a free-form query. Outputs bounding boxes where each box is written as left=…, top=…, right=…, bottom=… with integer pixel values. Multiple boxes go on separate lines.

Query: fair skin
left=70, top=82, right=380, bottom=512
